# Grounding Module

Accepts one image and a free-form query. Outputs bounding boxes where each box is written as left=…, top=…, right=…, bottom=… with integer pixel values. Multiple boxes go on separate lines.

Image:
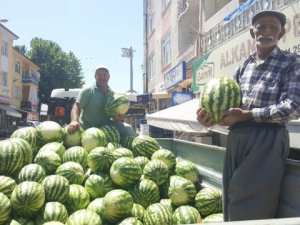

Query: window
left=162, top=0, right=171, bottom=12
left=148, top=11, right=155, bottom=36
left=161, top=33, right=171, bottom=68
left=1, top=41, right=8, bottom=57
left=1, top=71, right=8, bottom=87
left=15, top=60, right=21, bottom=74
left=148, top=54, right=155, bottom=81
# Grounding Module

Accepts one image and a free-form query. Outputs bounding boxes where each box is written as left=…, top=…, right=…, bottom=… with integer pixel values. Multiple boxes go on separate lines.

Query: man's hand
left=67, top=121, right=81, bottom=134
left=219, top=108, right=252, bottom=126
left=113, top=113, right=125, bottom=122
left=196, top=108, right=216, bottom=127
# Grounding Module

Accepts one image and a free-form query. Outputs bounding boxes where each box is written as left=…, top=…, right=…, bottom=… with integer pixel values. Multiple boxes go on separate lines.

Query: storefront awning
left=0, top=103, right=22, bottom=118
left=146, top=99, right=208, bottom=133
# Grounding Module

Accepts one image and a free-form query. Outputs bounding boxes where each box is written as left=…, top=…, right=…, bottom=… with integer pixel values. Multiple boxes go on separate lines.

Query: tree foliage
left=25, top=37, right=84, bottom=104
left=14, top=45, right=27, bottom=55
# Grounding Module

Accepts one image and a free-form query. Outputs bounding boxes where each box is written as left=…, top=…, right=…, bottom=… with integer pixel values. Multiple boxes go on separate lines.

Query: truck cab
left=47, top=88, right=81, bottom=126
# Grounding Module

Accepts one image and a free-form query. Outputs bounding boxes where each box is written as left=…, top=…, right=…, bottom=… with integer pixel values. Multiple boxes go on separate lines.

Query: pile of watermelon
left=0, top=120, right=223, bottom=225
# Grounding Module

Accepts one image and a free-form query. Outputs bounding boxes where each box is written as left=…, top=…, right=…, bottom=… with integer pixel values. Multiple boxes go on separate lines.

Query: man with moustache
left=196, top=10, right=300, bottom=221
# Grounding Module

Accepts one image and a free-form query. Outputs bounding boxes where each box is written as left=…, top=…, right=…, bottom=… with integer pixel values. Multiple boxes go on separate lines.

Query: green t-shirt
left=76, top=85, right=114, bottom=129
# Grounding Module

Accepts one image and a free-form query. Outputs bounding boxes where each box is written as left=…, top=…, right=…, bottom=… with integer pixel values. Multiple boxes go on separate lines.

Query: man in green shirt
left=67, top=66, right=136, bottom=137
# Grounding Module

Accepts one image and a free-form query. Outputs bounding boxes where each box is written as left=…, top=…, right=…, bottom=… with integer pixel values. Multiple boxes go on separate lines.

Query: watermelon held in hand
left=200, top=76, right=241, bottom=123
left=105, top=93, right=130, bottom=118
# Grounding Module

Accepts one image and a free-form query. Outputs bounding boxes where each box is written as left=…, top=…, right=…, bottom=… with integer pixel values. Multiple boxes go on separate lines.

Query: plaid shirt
left=234, top=47, right=300, bottom=123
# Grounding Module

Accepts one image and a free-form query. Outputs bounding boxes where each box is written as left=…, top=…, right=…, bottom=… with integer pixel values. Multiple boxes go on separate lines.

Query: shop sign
left=172, top=91, right=193, bottom=106
left=0, top=85, right=10, bottom=104
left=164, top=61, right=186, bottom=89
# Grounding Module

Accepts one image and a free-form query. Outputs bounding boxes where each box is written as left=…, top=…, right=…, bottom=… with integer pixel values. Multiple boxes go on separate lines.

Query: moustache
left=257, top=36, right=274, bottom=41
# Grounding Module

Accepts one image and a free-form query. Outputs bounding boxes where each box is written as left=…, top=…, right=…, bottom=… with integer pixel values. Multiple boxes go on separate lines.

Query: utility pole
left=121, top=46, right=137, bottom=93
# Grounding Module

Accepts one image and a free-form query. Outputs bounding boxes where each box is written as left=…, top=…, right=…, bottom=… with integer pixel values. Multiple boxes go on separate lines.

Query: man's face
left=95, top=68, right=110, bottom=85
left=250, top=16, right=285, bottom=48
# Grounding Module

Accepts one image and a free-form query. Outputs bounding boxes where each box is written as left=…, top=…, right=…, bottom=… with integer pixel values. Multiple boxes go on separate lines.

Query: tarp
left=146, top=99, right=208, bottom=133
left=0, top=103, right=22, bottom=118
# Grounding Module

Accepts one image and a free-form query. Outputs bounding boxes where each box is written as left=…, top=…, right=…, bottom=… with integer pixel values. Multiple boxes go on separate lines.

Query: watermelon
left=159, top=199, right=174, bottom=214
left=81, top=127, right=107, bottom=152
left=34, top=150, right=62, bottom=174
left=143, top=203, right=173, bottom=225
left=63, top=125, right=83, bottom=148
left=129, top=179, right=160, bottom=209
left=143, top=159, right=169, bottom=185
left=202, top=213, right=224, bottom=223
left=36, top=121, right=63, bottom=145
left=120, top=136, right=135, bottom=151
left=151, top=148, right=176, bottom=171
left=0, top=175, right=17, bottom=198
left=0, top=192, right=11, bottom=225
left=35, top=201, right=68, bottom=224
left=131, top=203, right=145, bottom=221
left=65, top=209, right=102, bottom=225
left=195, top=187, right=222, bottom=217
left=200, top=76, right=241, bottom=122
left=39, top=142, right=66, bottom=158
left=168, top=175, right=197, bottom=207
left=102, top=189, right=133, bottom=223
left=42, top=222, right=65, bottom=225
left=65, top=184, right=90, bottom=214
left=9, top=217, right=34, bottom=225
left=112, top=147, right=134, bottom=160
left=10, top=181, right=45, bottom=217
left=134, top=156, right=150, bottom=170
left=110, top=157, right=142, bottom=188
left=85, top=174, right=115, bottom=199
left=87, top=197, right=105, bottom=218
left=11, top=126, right=37, bottom=155
left=42, top=175, right=70, bottom=202
left=99, top=124, right=121, bottom=143
left=107, top=142, right=123, bottom=151
left=119, top=217, right=143, bottom=225
left=62, top=146, right=88, bottom=168
left=55, top=161, right=85, bottom=185
left=175, top=159, right=200, bottom=183
left=87, top=147, right=114, bottom=172
left=105, top=93, right=130, bottom=118
left=172, top=205, right=202, bottom=224
left=18, top=163, right=46, bottom=183
left=132, top=135, right=161, bottom=158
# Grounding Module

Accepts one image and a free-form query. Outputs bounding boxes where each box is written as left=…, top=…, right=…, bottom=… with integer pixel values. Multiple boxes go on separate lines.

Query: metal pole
left=130, top=46, right=133, bottom=92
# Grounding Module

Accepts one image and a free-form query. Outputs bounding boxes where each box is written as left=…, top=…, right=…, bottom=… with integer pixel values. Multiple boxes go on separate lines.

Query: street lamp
left=121, top=47, right=137, bottom=93
left=0, top=19, right=8, bottom=23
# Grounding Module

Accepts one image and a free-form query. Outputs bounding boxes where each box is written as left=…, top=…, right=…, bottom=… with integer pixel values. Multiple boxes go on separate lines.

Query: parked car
left=17, top=120, right=40, bottom=129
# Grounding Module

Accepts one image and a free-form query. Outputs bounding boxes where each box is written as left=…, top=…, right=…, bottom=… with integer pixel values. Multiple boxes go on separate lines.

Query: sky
left=1, top=0, right=144, bottom=94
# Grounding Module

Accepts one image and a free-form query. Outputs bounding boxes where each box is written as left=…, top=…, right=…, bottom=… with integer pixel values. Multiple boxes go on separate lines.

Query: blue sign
left=172, top=92, right=193, bottom=106
left=164, top=61, right=186, bottom=89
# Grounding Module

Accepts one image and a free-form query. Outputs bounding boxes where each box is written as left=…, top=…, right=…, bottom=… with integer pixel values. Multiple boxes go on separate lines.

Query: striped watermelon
left=151, top=148, right=176, bottom=171
left=81, top=127, right=107, bottom=152
left=119, top=217, right=143, bottom=225
left=65, top=184, right=90, bottom=214
left=62, top=146, right=88, bottom=168
left=132, top=135, right=161, bottom=158
left=143, top=203, right=173, bottom=225
left=39, top=142, right=66, bottom=158
left=10, top=181, right=45, bottom=217
left=87, top=146, right=115, bottom=172
left=175, top=159, right=200, bottom=183
left=87, top=197, right=105, bottom=218
left=112, top=147, right=134, bottom=160
left=121, top=136, right=135, bottom=151
left=99, top=124, right=121, bottom=143
left=172, top=205, right=202, bottom=224
left=9, top=217, right=34, bottom=225
left=55, top=162, right=85, bottom=185
left=35, top=201, right=68, bottom=224
left=0, top=138, right=32, bottom=176
left=143, top=159, right=169, bottom=185
left=102, top=189, right=133, bottom=223
left=0, top=175, right=17, bottom=198
left=107, top=141, right=123, bottom=151
left=110, top=157, right=142, bottom=188
left=202, top=213, right=224, bottom=223
left=36, top=121, right=63, bottom=145
left=159, top=199, right=174, bottom=214
left=18, top=163, right=46, bottom=183
left=85, top=174, right=115, bottom=199
left=131, top=203, right=145, bottom=222
left=42, top=222, right=65, bottom=225
left=34, top=150, right=62, bottom=174
left=195, top=187, right=222, bottom=217
left=0, top=192, right=11, bottom=225
left=42, top=175, right=70, bottom=202
left=168, top=175, right=197, bottom=207
left=104, top=93, right=130, bottom=118
left=11, top=126, right=37, bottom=155
left=134, top=156, right=150, bottom=170
left=129, top=179, right=160, bottom=209
left=63, top=125, right=83, bottom=148
left=65, top=209, right=102, bottom=225
left=200, top=76, right=241, bottom=122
